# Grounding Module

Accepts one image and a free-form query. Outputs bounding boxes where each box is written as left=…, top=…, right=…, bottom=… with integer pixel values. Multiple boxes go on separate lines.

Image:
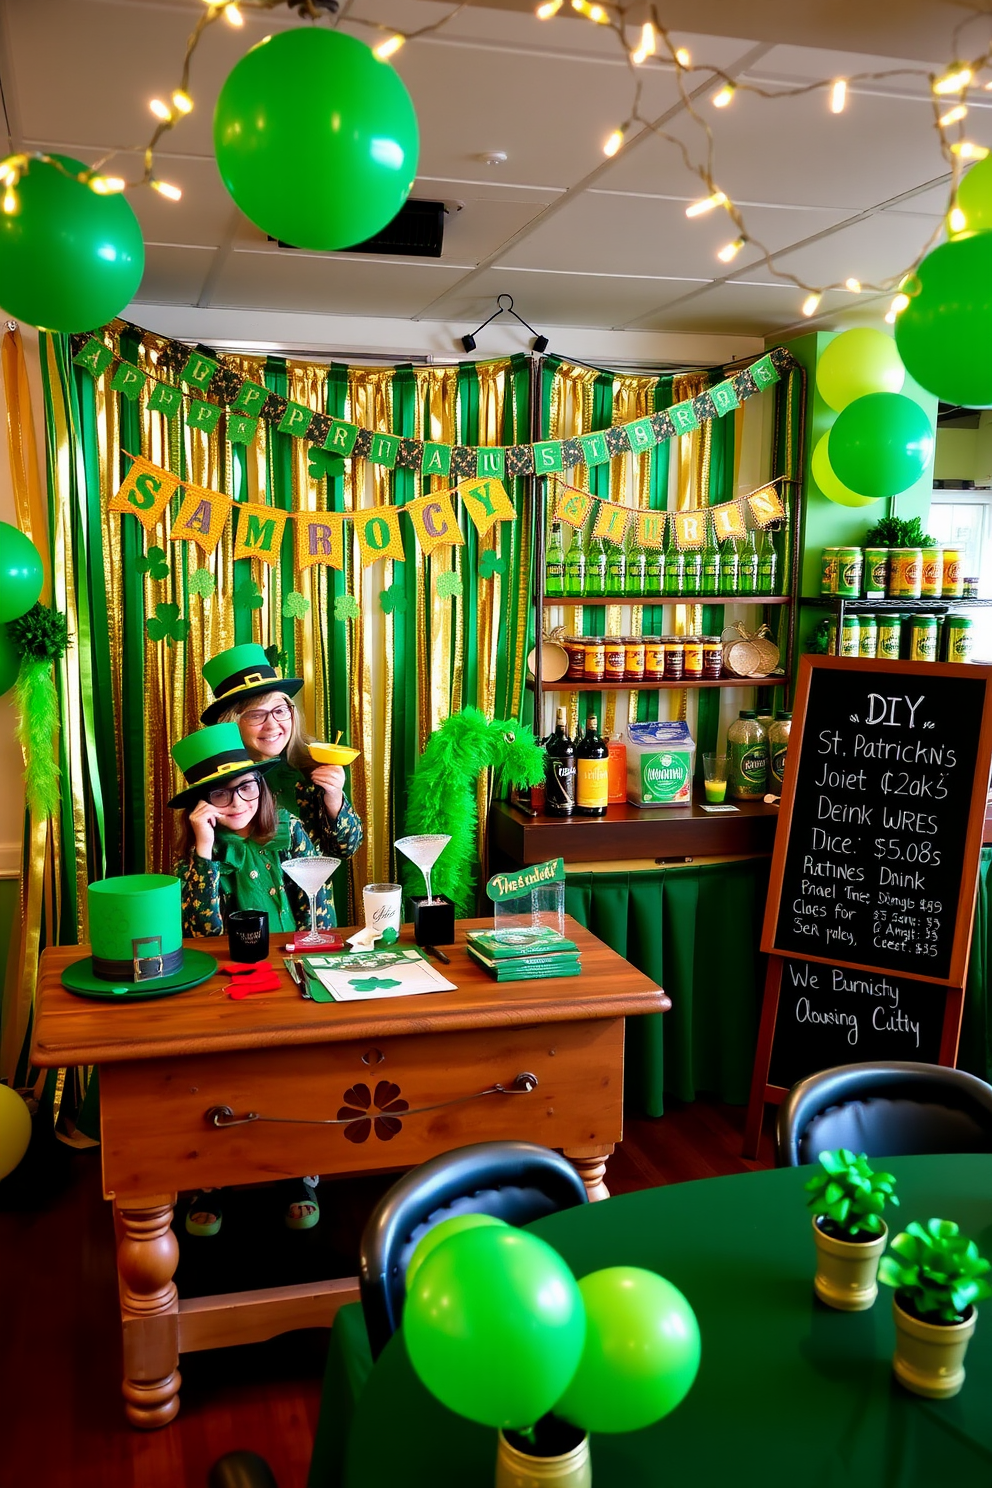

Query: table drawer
left=100, top=1018, right=624, bottom=1199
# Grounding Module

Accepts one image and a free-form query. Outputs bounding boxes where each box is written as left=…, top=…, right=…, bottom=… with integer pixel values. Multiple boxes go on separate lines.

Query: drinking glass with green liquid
left=703, top=752, right=728, bottom=803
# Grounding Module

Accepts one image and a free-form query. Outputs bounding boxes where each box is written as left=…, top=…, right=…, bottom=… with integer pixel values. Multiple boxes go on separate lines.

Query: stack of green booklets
left=465, top=927, right=581, bottom=981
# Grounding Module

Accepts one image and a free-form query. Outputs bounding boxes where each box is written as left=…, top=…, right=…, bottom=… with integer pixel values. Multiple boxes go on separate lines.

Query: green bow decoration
left=804, top=1148, right=898, bottom=1238
left=879, top=1218, right=992, bottom=1322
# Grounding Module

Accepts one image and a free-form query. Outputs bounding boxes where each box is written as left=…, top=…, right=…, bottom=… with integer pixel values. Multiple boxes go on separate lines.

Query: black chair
left=359, top=1139, right=588, bottom=1359
left=776, top=1060, right=992, bottom=1167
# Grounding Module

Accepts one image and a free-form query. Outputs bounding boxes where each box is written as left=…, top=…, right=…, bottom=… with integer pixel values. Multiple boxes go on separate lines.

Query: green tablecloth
left=338, top=1154, right=992, bottom=1488
left=563, top=848, right=992, bottom=1117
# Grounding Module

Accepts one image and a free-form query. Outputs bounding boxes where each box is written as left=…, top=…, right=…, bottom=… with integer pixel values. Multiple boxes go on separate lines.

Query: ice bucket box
left=626, top=720, right=695, bottom=806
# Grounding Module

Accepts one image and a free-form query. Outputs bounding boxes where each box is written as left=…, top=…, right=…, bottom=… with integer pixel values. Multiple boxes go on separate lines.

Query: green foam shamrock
left=379, top=584, right=408, bottom=615
left=265, top=643, right=288, bottom=672
left=145, top=602, right=189, bottom=647
left=135, top=545, right=170, bottom=581
left=188, top=568, right=216, bottom=599
left=479, top=550, right=506, bottom=580
left=234, top=578, right=264, bottom=611
left=283, top=590, right=311, bottom=619
left=435, top=570, right=463, bottom=600
left=334, top=593, right=361, bottom=622
left=348, top=977, right=402, bottom=991
left=307, top=449, right=346, bottom=483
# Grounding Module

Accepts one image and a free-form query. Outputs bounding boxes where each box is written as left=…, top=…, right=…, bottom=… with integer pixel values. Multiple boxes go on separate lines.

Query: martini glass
left=281, top=856, right=341, bottom=947
left=394, top=835, right=450, bottom=904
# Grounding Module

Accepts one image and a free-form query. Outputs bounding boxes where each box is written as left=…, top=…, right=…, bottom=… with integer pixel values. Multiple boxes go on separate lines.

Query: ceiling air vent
left=268, top=200, right=446, bottom=259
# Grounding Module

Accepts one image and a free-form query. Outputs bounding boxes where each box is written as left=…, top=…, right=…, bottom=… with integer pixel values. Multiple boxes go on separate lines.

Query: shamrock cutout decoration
left=135, top=545, right=170, bottom=581
left=146, top=602, right=189, bottom=647
left=479, top=550, right=506, bottom=580
left=435, top=570, right=463, bottom=600
left=234, top=578, right=264, bottom=611
left=379, top=583, right=408, bottom=615
left=264, top=643, right=288, bottom=672
left=307, top=448, right=345, bottom=483
left=334, top=593, right=361, bottom=622
left=337, top=1080, right=409, bottom=1143
left=348, top=977, right=402, bottom=991
left=283, top=590, right=310, bottom=620
left=188, top=568, right=216, bottom=599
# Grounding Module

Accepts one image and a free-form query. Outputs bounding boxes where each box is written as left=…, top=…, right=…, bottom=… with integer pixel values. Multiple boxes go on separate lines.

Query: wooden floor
left=0, top=1100, right=774, bottom=1488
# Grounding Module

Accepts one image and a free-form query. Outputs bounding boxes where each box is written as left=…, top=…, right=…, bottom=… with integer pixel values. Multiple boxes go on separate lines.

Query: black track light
left=458, top=294, right=548, bottom=356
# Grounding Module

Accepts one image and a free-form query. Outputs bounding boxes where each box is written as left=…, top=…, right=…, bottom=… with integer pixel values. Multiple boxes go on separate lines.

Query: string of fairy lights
left=1, top=0, right=991, bottom=323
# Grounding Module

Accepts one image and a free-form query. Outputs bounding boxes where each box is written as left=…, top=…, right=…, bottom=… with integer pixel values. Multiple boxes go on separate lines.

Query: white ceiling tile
left=205, top=250, right=469, bottom=317
left=738, top=209, right=946, bottom=289
left=133, top=245, right=215, bottom=305
left=627, top=280, right=857, bottom=334
left=420, top=265, right=709, bottom=329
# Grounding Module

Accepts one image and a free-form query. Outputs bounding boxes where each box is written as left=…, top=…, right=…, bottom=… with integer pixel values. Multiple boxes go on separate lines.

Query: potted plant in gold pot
left=805, top=1149, right=899, bottom=1311
left=878, top=1218, right=992, bottom=1399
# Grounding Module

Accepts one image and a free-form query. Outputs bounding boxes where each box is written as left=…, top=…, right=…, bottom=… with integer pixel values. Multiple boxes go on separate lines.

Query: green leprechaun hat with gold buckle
left=61, top=874, right=218, bottom=1000
left=167, top=721, right=281, bottom=809
left=200, top=642, right=302, bottom=725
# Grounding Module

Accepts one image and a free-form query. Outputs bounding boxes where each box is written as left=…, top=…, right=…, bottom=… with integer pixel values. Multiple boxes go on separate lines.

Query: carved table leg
left=115, top=1194, right=181, bottom=1429
left=563, top=1144, right=614, bottom=1203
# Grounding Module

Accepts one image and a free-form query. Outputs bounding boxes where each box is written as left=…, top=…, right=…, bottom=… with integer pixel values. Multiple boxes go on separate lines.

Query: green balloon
left=957, top=158, right=992, bottom=234
left=214, top=29, right=419, bottom=252
left=0, top=523, right=43, bottom=623
left=828, top=392, right=933, bottom=499
left=894, top=232, right=992, bottom=408
left=811, top=432, right=877, bottom=508
left=0, top=624, right=20, bottom=698
left=815, top=328, right=905, bottom=412
left=0, top=156, right=143, bottom=332
left=405, top=1214, right=507, bottom=1294
left=556, top=1267, right=701, bottom=1434
left=404, top=1226, right=585, bottom=1429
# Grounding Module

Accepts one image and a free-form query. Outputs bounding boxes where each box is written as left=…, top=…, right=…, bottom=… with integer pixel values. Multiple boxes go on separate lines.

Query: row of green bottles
left=546, top=518, right=780, bottom=599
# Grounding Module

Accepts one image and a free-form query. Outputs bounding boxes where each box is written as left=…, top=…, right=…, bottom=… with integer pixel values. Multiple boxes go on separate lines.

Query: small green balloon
left=815, top=328, right=905, bottom=412
left=0, top=624, right=20, bottom=698
left=214, top=29, right=419, bottom=252
left=555, top=1267, right=701, bottom=1434
left=894, top=232, right=992, bottom=408
left=811, top=432, right=877, bottom=508
left=0, top=156, right=144, bottom=332
left=404, top=1226, right=585, bottom=1430
left=957, top=157, right=992, bottom=235
left=405, top=1213, right=507, bottom=1294
left=0, top=523, right=43, bottom=623
left=828, top=392, right=933, bottom=499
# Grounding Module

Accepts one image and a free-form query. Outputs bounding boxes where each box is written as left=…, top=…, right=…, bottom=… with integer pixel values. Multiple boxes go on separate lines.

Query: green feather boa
left=8, top=603, right=71, bottom=820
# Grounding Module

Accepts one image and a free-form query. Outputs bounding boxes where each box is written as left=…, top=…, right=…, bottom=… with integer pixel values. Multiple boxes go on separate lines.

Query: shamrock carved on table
left=337, top=1080, right=409, bottom=1143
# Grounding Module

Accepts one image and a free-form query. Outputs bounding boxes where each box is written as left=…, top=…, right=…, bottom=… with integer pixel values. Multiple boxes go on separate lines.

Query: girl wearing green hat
left=170, top=721, right=329, bottom=1235
left=200, top=644, right=363, bottom=866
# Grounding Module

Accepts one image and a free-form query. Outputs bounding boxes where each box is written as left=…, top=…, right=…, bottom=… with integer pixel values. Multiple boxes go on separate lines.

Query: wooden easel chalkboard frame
left=744, top=655, right=992, bottom=1157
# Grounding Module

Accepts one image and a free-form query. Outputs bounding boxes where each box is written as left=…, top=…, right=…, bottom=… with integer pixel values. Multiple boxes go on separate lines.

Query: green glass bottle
left=645, top=541, right=664, bottom=597
left=586, top=530, right=607, bottom=598
left=701, top=514, right=721, bottom=596
left=545, top=519, right=565, bottom=598
left=720, top=535, right=740, bottom=596
left=757, top=529, right=778, bottom=595
left=605, top=541, right=626, bottom=596
left=739, top=529, right=759, bottom=596
left=564, top=528, right=586, bottom=598
left=625, top=536, right=647, bottom=597
left=663, top=519, right=683, bottom=597
left=682, top=545, right=702, bottom=595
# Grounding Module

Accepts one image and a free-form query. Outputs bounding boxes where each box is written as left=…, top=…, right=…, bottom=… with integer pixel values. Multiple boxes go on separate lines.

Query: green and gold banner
left=551, top=477, right=786, bottom=545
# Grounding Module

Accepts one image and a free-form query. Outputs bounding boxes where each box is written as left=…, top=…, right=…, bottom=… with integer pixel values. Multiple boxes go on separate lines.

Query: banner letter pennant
left=709, top=379, right=740, bottom=416
left=234, top=503, right=289, bottom=565
left=187, top=399, right=223, bottom=435
left=554, top=487, right=592, bottom=530
left=171, top=485, right=231, bottom=555
left=109, top=456, right=179, bottom=531
left=278, top=401, right=314, bottom=439
left=324, top=419, right=359, bottom=457
left=356, top=506, right=405, bottom=567
left=674, top=510, right=706, bottom=550
left=711, top=499, right=746, bottom=540
left=111, top=362, right=147, bottom=402
left=421, top=442, right=452, bottom=477
left=183, top=349, right=218, bottom=393
left=406, top=490, right=465, bottom=557
left=747, top=484, right=785, bottom=526
left=232, top=380, right=269, bottom=417
left=578, top=431, right=610, bottom=468
left=592, top=501, right=629, bottom=545
left=669, top=400, right=700, bottom=435
left=457, top=476, right=515, bottom=539
left=636, top=510, right=665, bottom=549
left=226, top=412, right=259, bottom=445
left=295, top=512, right=345, bottom=572
left=73, top=336, right=113, bottom=377
left=147, top=381, right=183, bottom=419
left=532, top=441, right=564, bottom=475
left=626, top=417, right=657, bottom=453
left=476, top=446, right=506, bottom=481
left=749, top=353, right=780, bottom=390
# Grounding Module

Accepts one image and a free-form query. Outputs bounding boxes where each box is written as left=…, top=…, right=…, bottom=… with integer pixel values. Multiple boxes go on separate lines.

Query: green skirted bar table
left=337, top=1154, right=992, bottom=1488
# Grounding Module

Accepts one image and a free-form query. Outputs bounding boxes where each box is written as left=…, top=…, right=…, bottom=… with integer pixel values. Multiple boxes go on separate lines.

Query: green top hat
left=61, top=873, right=217, bottom=999
left=200, top=643, right=303, bottom=725
left=168, top=721, right=280, bottom=809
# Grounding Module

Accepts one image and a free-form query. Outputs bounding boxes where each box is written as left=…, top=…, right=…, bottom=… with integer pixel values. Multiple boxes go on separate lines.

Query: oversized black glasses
left=241, top=703, right=293, bottom=727
left=207, top=774, right=261, bottom=809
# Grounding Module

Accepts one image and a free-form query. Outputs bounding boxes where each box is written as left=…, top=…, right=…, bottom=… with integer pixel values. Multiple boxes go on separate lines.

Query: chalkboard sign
left=767, top=958, right=947, bottom=1091
left=762, top=656, right=992, bottom=987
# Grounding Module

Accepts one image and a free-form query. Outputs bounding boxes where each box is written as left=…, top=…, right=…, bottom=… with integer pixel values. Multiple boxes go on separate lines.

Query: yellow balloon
left=0, top=1083, right=31, bottom=1180
left=816, top=328, right=905, bottom=411
left=811, top=432, right=877, bottom=507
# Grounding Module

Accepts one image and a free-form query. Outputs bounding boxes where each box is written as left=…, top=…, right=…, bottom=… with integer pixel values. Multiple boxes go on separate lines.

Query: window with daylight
left=929, top=490, right=992, bottom=661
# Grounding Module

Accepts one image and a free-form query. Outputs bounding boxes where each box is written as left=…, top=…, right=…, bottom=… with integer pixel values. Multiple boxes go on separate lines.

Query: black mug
left=227, top=910, right=269, bottom=964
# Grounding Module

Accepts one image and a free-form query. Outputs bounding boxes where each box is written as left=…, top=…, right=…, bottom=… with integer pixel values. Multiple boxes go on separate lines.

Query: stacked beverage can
left=877, top=614, right=903, bottom=660
left=839, top=614, right=860, bottom=656
left=863, top=548, right=888, bottom=600
left=944, top=614, right=974, bottom=663
left=942, top=547, right=964, bottom=598
left=858, top=614, right=878, bottom=658
left=835, top=547, right=862, bottom=598
left=909, top=614, right=938, bottom=662
left=820, top=547, right=839, bottom=596
left=888, top=548, right=922, bottom=599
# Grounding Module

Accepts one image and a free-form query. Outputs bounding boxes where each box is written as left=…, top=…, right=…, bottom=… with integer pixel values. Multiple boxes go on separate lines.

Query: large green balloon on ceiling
left=816, top=328, right=905, bottom=412
left=0, top=155, right=144, bottom=332
left=827, top=392, right=934, bottom=499
left=956, top=157, right=992, bottom=235
left=214, top=28, right=419, bottom=252
left=894, top=232, right=992, bottom=409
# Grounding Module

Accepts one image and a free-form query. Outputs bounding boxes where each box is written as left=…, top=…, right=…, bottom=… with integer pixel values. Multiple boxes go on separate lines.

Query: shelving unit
left=542, top=593, right=792, bottom=608
left=529, top=676, right=789, bottom=692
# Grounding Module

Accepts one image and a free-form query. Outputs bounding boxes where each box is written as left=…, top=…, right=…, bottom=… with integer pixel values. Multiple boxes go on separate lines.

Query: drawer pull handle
left=205, top=1071, right=539, bottom=1129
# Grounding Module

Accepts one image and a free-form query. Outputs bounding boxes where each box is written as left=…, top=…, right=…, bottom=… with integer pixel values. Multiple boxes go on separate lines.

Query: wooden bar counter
left=31, top=916, right=667, bottom=1429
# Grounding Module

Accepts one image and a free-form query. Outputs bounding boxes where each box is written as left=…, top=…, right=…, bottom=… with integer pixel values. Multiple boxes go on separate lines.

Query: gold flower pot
left=812, top=1217, right=887, bottom=1311
left=495, top=1429, right=591, bottom=1488
left=892, top=1296, right=976, bottom=1399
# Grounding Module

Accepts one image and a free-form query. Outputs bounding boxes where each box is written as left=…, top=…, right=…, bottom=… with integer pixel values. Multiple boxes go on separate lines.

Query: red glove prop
left=224, top=966, right=282, bottom=999
left=221, top=961, right=270, bottom=975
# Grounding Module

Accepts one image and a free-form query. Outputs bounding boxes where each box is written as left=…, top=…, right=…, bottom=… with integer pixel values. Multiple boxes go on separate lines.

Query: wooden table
left=31, top=916, right=666, bottom=1431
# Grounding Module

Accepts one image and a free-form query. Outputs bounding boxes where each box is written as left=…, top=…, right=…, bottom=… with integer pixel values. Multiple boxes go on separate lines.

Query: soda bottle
left=739, top=530, right=759, bottom=596
left=727, top=709, right=768, bottom=800
left=720, top=535, right=740, bottom=596
left=701, top=514, right=721, bottom=596
left=605, top=541, right=626, bottom=597
left=544, top=707, right=576, bottom=817
left=645, top=540, right=665, bottom=597
left=757, top=529, right=778, bottom=595
left=564, top=528, right=586, bottom=598
left=625, top=537, right=647, bottom=597
left=545, top=520, right=565, bottom=598
left=586, top=531, right=607, bottom=598
left=663, top=519, right=684, bottom=597
left=682, top=544, right=702, bottom=595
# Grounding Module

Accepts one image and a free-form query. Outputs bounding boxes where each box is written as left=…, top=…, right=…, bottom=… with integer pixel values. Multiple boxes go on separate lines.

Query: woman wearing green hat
left=200, top=644, right=363, bottom=867
left=170, top=721, right=330, bottom=1234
